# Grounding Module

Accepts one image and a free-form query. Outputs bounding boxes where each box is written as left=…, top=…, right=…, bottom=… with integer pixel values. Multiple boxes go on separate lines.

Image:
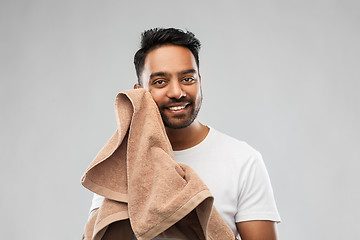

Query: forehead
left=143, top=45, right=197, bottom=74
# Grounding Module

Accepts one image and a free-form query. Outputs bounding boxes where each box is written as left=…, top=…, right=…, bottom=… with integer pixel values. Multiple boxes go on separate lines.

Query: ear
left=134, top=83, right=142, bottom=89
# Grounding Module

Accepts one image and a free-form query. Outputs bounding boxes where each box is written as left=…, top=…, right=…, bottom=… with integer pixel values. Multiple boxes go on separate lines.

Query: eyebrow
left=149, top=69, right=197, bottom=80
left=149, top=72, right=170, bottom=79
left=179, top=69, right=197, bottom=76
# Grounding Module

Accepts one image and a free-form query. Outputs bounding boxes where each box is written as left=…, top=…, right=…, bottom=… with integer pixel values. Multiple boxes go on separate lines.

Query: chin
left=164, top=121, right=193, bottom=130
left=161, top=106, right=200, bottom=130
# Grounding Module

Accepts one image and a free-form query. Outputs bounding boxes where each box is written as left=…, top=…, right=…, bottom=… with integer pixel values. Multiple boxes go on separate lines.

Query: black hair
left=134, top=28, right=201, bottom=85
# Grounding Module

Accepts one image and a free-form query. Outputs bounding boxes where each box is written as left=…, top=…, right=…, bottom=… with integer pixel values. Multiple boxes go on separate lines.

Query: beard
left=158, top=93, right=202, bottom=129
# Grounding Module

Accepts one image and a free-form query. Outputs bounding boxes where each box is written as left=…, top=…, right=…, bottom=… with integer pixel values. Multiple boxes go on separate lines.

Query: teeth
left=168, top=105, right=186, bottom=111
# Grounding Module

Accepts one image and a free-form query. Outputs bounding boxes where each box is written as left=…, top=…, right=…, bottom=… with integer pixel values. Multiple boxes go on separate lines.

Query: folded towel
left=81, top=89, right=235, bottom=240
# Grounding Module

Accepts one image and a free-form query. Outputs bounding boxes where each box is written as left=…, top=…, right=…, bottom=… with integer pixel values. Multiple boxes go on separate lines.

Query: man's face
left=139, top=45, right=202, bottom=129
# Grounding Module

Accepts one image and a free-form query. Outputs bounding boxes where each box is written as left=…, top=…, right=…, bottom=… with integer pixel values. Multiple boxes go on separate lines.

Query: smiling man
left=89, top=28, right=281, bottom=239
left=141, top=45, right=202, bottom=130
left=135, top=43, right=207, bottom=151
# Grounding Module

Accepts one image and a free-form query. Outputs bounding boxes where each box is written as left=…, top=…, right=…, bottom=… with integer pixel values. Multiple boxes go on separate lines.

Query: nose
left=167, top=80, right=186, bottom=99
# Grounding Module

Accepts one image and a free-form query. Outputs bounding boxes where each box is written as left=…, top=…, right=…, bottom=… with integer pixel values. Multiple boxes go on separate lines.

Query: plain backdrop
left=1, top=0, right=359, bottom=239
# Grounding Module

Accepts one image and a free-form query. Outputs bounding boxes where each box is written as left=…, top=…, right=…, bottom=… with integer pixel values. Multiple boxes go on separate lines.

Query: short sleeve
left=235, top=151, right=281, bottom=223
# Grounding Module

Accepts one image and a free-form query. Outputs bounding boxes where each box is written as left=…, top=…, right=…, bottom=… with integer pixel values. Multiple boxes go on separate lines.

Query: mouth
left=165, top=103, right=190, bottom=112
left=168, top=105, right=186, bottom=111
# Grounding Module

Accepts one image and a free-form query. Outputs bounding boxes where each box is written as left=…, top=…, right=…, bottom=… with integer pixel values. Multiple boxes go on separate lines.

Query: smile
left=166, top=103, right=190, bottom=111
left=168, top=105, right=186, bottom=111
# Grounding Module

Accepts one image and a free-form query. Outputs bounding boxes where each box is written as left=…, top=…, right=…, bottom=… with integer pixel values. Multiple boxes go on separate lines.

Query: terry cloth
left=81, top=88, right=235, bottom=240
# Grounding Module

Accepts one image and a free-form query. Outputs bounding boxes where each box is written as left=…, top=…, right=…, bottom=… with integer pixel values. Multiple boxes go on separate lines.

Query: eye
left=152, top=79, right=167, bottom=87
left=154, top=80, right=164, bottom=84
left=182, top=77, right=195, bottom=84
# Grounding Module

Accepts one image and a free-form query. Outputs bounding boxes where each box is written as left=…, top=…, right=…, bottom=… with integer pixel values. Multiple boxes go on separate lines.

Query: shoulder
left=201, top=127, right=266, bottom=175
left=209, top=127, right=262, bottom=160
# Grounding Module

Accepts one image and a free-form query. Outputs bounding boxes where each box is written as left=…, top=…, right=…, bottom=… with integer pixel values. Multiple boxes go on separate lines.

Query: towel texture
left=82, top=89, right=235, bottom=240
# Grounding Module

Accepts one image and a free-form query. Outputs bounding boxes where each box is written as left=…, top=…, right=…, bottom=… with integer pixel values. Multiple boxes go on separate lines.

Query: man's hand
left=236, top=220, right=278, bottom=240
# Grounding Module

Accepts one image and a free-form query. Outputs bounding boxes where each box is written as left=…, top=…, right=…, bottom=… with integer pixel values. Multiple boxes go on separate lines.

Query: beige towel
left=81, top=89, right=235, bottom=240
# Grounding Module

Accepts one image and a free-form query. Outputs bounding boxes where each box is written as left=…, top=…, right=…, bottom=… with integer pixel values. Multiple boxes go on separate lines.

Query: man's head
left=134, top=28, right=203, bottom=129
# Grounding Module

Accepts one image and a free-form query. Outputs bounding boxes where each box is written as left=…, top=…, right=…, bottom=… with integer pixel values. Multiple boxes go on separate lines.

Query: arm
left=236, top=220, right=277, bottom=240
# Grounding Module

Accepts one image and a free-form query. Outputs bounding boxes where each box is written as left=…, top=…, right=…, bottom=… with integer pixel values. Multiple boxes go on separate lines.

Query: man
left=89, top=28, right=281, bottom=239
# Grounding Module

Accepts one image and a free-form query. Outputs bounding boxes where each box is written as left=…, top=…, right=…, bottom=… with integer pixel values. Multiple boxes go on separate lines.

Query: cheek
left=149, top=89, right=164, bottom=106
left=187, top=85, right=201, bottom=100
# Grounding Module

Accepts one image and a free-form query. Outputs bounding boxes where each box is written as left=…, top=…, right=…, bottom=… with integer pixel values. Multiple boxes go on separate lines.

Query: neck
left=165, top=121, right=209, bottom=151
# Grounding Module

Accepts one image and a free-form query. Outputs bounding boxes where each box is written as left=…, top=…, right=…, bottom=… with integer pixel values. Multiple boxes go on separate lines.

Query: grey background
left=1, top=0, right=359, bottom=239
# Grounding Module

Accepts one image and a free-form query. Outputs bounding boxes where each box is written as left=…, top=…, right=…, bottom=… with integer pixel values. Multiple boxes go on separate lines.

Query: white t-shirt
left=89, top=127, right=281, bottom=237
